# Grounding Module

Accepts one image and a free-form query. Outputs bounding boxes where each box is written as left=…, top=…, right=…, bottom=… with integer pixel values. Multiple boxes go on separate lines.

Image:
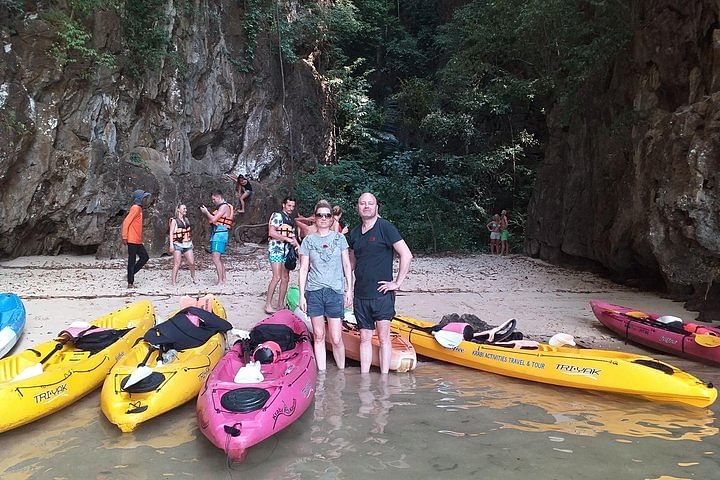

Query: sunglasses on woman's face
left=316, top=212, right=332, bottom=219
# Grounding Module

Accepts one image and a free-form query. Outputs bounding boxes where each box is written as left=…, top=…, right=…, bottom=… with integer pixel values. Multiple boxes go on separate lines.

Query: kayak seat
left=249, top=324, right=302, bottom=352
left=143, top=307, right=232, bottom=351
left=633, top=359, right=674, bottom=375
left=221, top=387, right=271, bottom=413
left=121, top=372, right=166, bottom=393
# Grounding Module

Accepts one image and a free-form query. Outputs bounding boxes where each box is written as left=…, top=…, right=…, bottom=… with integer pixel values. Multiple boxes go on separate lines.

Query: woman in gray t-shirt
left=298, top=200, right=353, bottom=370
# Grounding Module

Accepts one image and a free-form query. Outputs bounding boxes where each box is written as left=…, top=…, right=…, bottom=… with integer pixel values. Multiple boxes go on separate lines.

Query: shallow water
left=1, top=361, right=718, bottom=480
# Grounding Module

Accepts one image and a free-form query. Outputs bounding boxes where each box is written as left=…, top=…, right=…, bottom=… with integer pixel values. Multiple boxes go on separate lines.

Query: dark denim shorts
left=353, top=294, right=396, bottom=330
left=305, top=288, right=344, bottom=319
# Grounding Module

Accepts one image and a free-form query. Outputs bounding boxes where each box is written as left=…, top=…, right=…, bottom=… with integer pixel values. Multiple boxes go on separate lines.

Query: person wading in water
left=349, top=192, right=413, bottom=374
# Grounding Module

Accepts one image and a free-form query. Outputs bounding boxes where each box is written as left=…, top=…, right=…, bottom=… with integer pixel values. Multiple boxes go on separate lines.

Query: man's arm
left=377, top=239, right=413, bottom=293
left=204, top=204, right=229, bottom=224
left=121, top=206, right=140, bottom=243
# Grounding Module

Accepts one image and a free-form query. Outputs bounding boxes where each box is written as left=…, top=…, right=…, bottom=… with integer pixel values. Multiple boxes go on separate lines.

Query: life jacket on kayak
left=59, top=325, right=131, bottom=354
left=684, top=322, right=718, bottom=336
left=143, top=307, right=232, bottom=351
left=211, top=202, right=234, bottom=230
left=170, top=217, right=192, bottom=243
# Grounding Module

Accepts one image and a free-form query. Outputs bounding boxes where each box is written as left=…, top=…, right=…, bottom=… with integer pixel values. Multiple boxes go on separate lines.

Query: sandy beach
left=0, top=249, right=701, bottom=353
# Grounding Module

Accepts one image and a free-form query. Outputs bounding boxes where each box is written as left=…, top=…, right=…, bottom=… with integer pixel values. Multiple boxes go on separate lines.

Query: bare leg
left=211, top=252, right=224, bottom=285
left=185, top=249, right=196, bottom=283
left=376, top=320, right=392, bottom=374
left=359, top=328, right=374, bottom=374
left=277, top=267, right=290, bottom=310
left=311, top=316, right=327, bottom=370
left=265, top=262, right=283, bottom=313
left=239, top=192, right=249, bottom=213
left=172, top=250, right=181, bottom=285
left=327, top=318, right=345, bottom=369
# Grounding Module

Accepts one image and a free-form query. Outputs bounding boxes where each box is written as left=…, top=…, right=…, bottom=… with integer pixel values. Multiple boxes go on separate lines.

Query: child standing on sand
left=487, top=214, right=501, bottom=254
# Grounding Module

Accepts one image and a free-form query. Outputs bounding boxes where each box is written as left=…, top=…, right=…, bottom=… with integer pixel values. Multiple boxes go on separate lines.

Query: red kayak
left=590, top=300, right=720, bottom=365
left=196, top=310, right=316, bottom=462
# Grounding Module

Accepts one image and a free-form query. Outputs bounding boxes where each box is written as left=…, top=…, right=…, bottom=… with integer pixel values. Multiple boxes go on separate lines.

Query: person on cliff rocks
left=225, top=173, right=253, bottom=213
left=265, top=196, right=299, bottom=314
left=200, top=191, right=233, bottom=285
left=349, top=192, right=413, bottom=374
left=168, top=204, right=196, bottom=285
left=499, top=209, right=510, bottom=256
left=121, top=189, right=151, bottom=289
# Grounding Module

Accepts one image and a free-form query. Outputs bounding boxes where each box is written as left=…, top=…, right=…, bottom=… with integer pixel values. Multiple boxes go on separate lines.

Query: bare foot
left=264, top=305, right=277, bottom=314
left=127, top=284, right=136, bottom=289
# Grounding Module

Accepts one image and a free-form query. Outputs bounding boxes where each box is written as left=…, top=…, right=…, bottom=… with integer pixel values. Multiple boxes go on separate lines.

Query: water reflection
left=0, top=362, right=718, bottom=479
left=425, top=364, right=718, bottom=441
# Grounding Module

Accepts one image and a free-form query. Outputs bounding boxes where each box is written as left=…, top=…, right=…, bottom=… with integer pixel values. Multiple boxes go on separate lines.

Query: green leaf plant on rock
left=44, top=1, right=117, bottom=71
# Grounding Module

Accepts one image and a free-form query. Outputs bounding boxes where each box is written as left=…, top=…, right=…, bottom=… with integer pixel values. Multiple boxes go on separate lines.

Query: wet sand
left=1, top=251, right=718, bottom=479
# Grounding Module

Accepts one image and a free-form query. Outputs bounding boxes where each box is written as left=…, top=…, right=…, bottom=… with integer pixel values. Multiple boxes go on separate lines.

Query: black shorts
left=353, top=294, right=396, bottom=330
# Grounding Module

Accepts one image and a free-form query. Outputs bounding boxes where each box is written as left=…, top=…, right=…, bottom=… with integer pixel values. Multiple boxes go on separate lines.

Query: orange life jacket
left=212, top=202, right=234, bottom=229
left=170, top=217, right=192, bottom=243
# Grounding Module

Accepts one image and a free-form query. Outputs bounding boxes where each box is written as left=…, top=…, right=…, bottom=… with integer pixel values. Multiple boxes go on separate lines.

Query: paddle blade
left=432, top=330, right=464, bottom=348
left=694, top=334, right=720, bottom=348
left=13, top=363, right=44, bottom=382
left=123, top=366, right=154, bottom=389
left=231, top=328, right=251, bottom=340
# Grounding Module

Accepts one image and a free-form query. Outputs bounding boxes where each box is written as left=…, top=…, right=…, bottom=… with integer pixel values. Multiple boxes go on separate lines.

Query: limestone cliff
left=525, top=0, right=720, bottom=320
left=0, top=1, right=334, bottom=258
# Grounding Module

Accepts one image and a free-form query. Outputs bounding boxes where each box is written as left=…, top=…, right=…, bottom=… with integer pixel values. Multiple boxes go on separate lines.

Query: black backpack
left=249, top=323, right=302, bottom=352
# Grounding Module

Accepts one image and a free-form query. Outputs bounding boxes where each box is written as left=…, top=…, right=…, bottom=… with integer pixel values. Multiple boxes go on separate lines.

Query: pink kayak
left=590, top=300, right=720, bottom=365
left=196, top=310, right=316, bottom=462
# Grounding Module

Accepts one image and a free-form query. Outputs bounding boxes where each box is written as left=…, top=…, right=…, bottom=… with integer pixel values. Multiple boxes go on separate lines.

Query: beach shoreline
left=0, top=250, right=703, bottom=354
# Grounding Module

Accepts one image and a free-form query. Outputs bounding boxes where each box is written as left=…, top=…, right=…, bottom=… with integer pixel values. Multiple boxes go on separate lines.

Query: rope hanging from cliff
left=275, top=0, right=295, bottom=191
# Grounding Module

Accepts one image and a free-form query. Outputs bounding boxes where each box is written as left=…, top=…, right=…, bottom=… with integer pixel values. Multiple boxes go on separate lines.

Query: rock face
left=525, top=1, right=720, bottom=320
left=0, top=2, right=333, bottom=258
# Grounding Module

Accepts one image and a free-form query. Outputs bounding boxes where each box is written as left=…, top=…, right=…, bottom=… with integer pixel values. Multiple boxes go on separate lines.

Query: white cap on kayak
left=549, top=333, right=576, bottom=347
left=656, top=315, right=683, bottom=325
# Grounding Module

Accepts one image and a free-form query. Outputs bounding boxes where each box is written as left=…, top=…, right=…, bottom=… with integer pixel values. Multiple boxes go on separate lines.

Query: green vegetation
left=294, top=0, right=631, bottom=252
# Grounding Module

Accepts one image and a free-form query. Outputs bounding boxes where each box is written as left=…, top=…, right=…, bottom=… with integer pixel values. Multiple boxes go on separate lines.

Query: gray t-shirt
left=299, top=231, right=349, bottom=293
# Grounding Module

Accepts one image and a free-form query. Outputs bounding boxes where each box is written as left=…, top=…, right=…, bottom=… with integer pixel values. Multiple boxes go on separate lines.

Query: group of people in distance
left=263, top=193, right=413, bottom=373
left=121, top=188, right=236, bottom=287
left=486, top=209, right=510, bottom=255
left=121, top=186, right=413, bottom=375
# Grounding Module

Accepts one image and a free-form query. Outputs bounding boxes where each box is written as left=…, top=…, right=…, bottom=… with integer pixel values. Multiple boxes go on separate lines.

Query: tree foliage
left=294, top=0, right=631, bottom=252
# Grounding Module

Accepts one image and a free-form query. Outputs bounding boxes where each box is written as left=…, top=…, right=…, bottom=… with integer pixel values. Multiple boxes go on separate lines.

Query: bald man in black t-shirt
left=349, top=192, right=413, bottom=374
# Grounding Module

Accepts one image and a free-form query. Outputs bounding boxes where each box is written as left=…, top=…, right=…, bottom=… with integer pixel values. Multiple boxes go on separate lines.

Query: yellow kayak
left=392, top=315, right=717, bottom=408
left=101, top=295, right=231, bottom=432
left=0, top=300, right=156, bottom=433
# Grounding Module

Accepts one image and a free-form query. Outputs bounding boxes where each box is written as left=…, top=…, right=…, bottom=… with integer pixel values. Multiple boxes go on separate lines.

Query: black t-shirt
left=236, top=179, right=253, bottom=192
left=349, top=218, right=403, bottom=299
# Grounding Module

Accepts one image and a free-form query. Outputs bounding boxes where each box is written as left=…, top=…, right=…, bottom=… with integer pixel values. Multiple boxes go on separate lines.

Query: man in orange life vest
left=121, top=189, right=151, bottom=289
left=200, top=190, right=234, bottom=285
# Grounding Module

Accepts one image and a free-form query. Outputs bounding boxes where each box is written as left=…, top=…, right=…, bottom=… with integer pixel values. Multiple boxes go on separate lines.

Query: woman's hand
left=344, top=291, right=353, bottom=308
left=299, top=297, right=307, bottom=313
